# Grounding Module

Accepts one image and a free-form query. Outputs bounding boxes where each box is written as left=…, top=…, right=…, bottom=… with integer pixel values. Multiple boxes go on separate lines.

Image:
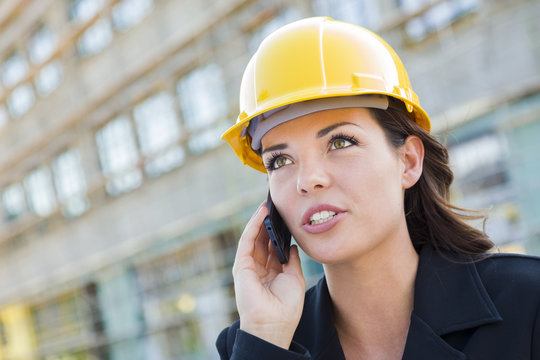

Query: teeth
left=309, top=211, right=336, bottom=225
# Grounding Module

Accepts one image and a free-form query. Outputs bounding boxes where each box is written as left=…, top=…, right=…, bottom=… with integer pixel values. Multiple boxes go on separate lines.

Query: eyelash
left=329, top=132, right=359, bottom=149
left=264, top=151, right=286, bottom=172
left=263, top=133, right=359, bottom=171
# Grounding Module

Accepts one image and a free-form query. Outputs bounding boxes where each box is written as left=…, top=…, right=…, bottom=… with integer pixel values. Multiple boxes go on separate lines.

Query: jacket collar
left=294, top=276, right=346, bottom=359
left=412, top=244, right=502, bottom=335
left=296, top=245, right=502, bottom=359
left=404, top=244, right=502, bottom=359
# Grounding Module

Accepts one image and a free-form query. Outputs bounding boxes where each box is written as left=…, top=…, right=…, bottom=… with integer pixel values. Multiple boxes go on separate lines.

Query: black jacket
left=216, top=245, right=540, bottom=359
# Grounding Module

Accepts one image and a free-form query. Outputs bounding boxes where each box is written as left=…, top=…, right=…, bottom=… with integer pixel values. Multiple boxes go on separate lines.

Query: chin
left=297, top=239, right=357, bottom=265
left=297, top=234, right=383, bottom=266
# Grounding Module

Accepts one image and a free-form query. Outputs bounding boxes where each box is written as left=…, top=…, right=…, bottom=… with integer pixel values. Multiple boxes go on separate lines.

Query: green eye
left=274, top=156, right=290, bottom=169
left=333, top=139, right=348, bottom=149
left=331, top=138, right=354, bottom=150
left=264, top=153, right=291, bottom=171
left=329, top=134, right=358, bottom=150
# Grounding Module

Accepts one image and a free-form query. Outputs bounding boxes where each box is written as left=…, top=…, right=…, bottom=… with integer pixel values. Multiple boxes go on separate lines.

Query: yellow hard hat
left=222, top=16, right=430, bottom=173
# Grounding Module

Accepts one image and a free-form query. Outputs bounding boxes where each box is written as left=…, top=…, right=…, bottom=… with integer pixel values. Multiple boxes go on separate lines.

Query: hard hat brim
left=222, top=92, right=430, bottom=173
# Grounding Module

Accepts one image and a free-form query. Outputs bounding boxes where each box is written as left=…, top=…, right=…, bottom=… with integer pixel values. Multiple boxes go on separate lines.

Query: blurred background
left=0, top=0, right=539, bottom=359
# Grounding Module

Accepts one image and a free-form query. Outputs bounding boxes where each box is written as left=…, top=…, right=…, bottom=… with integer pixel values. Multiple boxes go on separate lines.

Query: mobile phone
left=264, top=192, right=291, bottom=264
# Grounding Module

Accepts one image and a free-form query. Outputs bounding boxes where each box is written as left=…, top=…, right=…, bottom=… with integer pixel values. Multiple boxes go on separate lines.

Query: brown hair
left=370, top=98, right=494, bottom=258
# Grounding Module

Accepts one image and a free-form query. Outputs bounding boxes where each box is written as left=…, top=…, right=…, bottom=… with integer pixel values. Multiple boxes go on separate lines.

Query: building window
left=449, top=134, right=516, bottom=245
left=28, top=26, right=63, bottom=96
left=1, top=183, right=27, bottom=221
left=312, top=0, right=380, bottom=29
left=34, top=62, right=63, bottom=97
left=399, top=0, right=479, bottom=41
left=71, top=0, right=113, bottom=56
left=7, top=84, right=35, bottom=118
left=70, top=0, right=107, bottom=22
left=24, top=166, right=57, bottom=217
left=28, top=26, right=58, bottom=64
left=135, top=236, right=235, bottom=358
left=133, top=92, right=185, bottom=177
left=450, top=134, right=507, bottom=179
left=78, top=19, right=114, bottom=56
left=53, top=149, right=89, bottom=217
left=177, top=63, right=228, bottom=154
left=31, top=291, right=88, bottom=344
left=449, top=133, right=509, bottom=196
left=2, top=53, right=35, bottom=117
left=2, top=53, right=28, bottom=88
left=96, top=116, right=142, bottom=195
left=112, top=0, right=153, bottom=31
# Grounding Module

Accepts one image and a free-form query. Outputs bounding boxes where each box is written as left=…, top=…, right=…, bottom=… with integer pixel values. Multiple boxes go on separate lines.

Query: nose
left=296, top=159, right=331, bottom=195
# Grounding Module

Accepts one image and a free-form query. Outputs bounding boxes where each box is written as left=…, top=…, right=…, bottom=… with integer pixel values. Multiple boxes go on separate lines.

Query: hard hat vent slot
left=352, top=73, right=386, bottom=91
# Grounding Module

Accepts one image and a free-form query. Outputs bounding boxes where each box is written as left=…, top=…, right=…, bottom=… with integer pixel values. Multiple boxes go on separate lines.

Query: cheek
left=342, top=156, right=403, bottom=204
left=268, top=174, right=297, bottom=217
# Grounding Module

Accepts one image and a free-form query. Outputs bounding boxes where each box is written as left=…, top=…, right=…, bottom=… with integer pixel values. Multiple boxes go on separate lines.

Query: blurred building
left=0, top=0, right=538, bottom=359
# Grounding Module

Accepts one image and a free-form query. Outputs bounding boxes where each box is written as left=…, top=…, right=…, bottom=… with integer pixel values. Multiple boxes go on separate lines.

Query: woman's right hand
left=232, top=201, right=306, bottom=349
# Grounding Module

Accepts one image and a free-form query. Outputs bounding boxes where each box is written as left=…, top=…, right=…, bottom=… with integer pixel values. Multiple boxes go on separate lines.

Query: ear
left=400, top=135, right=424, bottom=189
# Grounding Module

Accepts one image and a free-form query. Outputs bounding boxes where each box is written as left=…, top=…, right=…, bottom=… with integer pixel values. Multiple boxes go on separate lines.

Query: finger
left=265, top=238, right=283, bottom=274
left=236, top=202, right=267, bottom=257
left=283, top=245, right=304, bottom=280
left=233, top=202, right=267, bottom=273
left=253, top=221, right=270, bottom=265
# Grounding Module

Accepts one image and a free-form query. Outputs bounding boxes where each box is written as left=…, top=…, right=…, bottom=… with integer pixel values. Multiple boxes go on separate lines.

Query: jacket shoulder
left=476, top=252, right=540, bottom=278
left=475, top=253, right=540, bottom=298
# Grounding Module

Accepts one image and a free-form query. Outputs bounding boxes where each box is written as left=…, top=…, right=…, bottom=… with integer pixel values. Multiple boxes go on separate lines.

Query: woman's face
left=260, top=107, right=417, bottom=265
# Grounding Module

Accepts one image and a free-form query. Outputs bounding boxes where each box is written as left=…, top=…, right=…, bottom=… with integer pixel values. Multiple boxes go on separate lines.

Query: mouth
left=302, top=204, right=346, bottom=234
left=308, top=210, right=337, bottom=225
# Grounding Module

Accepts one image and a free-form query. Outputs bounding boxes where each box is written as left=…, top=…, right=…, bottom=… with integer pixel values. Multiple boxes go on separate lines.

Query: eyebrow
left=261, top=143, right=288, bottom=155
left=317, top=121, right=359, bottom=138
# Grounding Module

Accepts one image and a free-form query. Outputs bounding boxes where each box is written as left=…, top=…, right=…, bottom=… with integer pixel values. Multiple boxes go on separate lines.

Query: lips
left=302, top=204, right=346, bottom=234
left=309, top=210, right=337, bottom=224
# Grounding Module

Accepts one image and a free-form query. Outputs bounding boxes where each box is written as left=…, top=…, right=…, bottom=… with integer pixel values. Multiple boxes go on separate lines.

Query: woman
left=217, top=17, right=540, bottom=359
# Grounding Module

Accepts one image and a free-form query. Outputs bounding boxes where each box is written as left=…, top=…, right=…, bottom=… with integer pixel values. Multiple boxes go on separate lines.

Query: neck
left=324, top=235, right=419, bottom=359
